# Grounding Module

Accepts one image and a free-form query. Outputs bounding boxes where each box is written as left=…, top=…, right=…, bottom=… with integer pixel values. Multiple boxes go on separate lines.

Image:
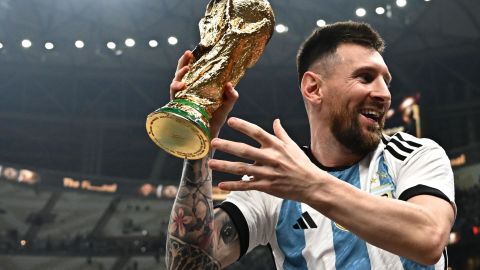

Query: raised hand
left=208, top=117, right=326, bottom=202
left=170, top=50, right=239, bottom=139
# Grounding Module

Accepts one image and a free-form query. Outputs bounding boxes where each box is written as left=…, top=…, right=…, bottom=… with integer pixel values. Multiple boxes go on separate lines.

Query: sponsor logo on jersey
left=293, top=211, right=318, bottom=230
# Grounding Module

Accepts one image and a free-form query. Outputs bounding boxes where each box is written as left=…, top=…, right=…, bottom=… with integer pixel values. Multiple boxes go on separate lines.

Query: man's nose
left=370, top=79, right=391, bottom=103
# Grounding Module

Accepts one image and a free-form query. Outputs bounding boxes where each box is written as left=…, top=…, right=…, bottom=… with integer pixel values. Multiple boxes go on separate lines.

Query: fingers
left=226, top=117, right=277, bottom=146
left=218, top=179, right=266, bottom=192
left=221, top=83, right=239, bottom=112
left=208, top=159, right=269, bottom=178
left=210, top=138, right=270, bottom=164
left=209, top=83, right=239, bottom=137
left=273, top=119, right=294, bottom=143
left=176, top=50, right=193, bottom=71
left=174, top=65, right=190, bottom=82
left=170, top=51, right=193, bottom=100
left=170, top=80, right=187, bottom=100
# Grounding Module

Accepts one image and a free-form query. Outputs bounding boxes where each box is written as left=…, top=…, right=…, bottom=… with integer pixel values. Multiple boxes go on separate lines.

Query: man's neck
left=310, top=130, right=364, bottom=169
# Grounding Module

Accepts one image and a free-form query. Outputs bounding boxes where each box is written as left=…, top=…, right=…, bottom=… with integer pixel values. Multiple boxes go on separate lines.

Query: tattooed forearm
left=167, top=155, right=218, bottom=269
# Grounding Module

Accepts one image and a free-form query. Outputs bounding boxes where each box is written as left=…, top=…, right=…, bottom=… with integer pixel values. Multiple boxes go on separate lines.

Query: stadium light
left=316, top=20, right=326, bottom=27
left=376, top=7, right=385, bottom=15
left=396, top=0, right=407, bottom=8
left=356, top=8, right=367, bottom=17
left=107, top=41, right=116, bottom=50
left=0, top=42, right=3, bottom=49
left=167, top=36, right=178, bottom=46
left=125, top=38, right=135, bottom=47
left=75, top=40, right=85, bottom=49
left=21, top=39, right=32, bottom=48
left=275, top=24, right=288, bottom=33
left=45, top=42, right=54, bottom=50
left=149, top=39, right=159, bottom=48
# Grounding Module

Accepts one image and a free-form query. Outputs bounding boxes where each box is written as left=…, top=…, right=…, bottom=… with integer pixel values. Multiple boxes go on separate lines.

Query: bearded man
left=165, top=21, right=456, bottom=270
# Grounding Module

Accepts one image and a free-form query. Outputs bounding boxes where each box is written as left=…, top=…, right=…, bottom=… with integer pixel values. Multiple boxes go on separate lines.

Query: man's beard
left=330, top=105, right=384, bottom=156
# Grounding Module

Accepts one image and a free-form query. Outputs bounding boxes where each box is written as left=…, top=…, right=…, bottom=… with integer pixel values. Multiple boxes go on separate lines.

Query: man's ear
left=300, top=71, right=323, bottom=105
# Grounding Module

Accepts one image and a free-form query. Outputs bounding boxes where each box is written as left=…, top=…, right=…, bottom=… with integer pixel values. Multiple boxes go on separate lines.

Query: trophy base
left=146, top=105, right=211, bottom=160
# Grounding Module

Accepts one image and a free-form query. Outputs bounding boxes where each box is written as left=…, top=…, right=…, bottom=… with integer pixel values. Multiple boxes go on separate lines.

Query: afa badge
left=370, top=183, right=395, bottom=198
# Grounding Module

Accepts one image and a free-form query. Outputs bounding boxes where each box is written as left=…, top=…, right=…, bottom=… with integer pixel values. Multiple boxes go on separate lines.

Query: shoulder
left=381, top=132, right=444, bottom=164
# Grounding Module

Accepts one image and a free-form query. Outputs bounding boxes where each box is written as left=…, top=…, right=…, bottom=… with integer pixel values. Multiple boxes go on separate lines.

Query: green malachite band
left=172, top=99, right=210, bottom=121
left=159, top=107, right=211, bottom=139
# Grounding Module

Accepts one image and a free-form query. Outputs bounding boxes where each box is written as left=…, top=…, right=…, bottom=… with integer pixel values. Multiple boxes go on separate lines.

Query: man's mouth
left=360, top=109, right=383, bottom=123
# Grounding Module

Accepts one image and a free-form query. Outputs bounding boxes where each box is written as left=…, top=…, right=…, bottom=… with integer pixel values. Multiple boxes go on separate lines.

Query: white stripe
left=366, top=243, right=404, bottom=270
left=269, top=232, right=286, bottom=270
left=302, top=204, right=336, bottom=270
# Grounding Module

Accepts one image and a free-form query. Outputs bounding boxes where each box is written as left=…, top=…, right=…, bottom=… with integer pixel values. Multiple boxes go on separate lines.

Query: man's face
left=321, top=43, right=392, bottom=155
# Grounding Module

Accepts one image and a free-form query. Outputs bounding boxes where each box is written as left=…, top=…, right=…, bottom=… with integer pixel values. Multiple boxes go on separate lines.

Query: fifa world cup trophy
left=146, top=0, right=275, bottom=159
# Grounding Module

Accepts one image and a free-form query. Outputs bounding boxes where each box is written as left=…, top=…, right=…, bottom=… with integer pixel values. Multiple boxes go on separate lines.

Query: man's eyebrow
left=356, top=66, right=392, bottom=84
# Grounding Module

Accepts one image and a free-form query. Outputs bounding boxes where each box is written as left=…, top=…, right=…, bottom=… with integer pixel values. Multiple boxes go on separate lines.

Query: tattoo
left=216, top=211, right=238, bottom=245
left=167, top=236, right=220, bottom=270
left=167, top=155, right=218, bottom=268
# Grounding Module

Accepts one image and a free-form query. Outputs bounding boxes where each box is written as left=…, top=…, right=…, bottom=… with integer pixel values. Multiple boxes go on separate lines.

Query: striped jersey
left=219, top=132, right=456, bottom=270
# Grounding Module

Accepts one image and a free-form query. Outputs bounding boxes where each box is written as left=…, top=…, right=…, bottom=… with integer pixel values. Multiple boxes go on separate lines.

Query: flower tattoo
left=170, top=208, right=193, bottom=237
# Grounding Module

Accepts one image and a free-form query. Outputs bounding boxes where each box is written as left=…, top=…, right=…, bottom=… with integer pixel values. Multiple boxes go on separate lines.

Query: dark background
left=0, top=0, right=479, bottom=269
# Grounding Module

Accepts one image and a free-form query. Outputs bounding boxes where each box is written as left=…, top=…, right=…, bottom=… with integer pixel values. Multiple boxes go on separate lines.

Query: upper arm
left=213, top=208, right=241, bottom=269
left=407, top=194, right=455, bottom=238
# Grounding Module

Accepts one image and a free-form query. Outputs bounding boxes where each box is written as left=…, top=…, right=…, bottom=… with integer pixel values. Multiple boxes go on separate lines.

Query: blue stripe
left=276, top=200, right=308, bottom=270
left=329, top=164, right=372, bottom=270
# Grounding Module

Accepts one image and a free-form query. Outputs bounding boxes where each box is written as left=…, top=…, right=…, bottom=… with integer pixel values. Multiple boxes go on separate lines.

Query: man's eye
left=359, top=73, right=374, bottom=83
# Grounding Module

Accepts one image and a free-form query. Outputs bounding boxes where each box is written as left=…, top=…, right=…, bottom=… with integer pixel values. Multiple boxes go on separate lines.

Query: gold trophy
left=146, top=0, right=275, bottom=160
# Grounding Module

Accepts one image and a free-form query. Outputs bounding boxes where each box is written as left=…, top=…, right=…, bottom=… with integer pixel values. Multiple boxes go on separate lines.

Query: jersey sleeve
left=395, top=139, right=456, bottom=214
left=217, top=189, right=279, bottom=257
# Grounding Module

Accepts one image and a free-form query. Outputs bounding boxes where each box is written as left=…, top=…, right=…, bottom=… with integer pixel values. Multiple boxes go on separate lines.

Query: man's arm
left=166, top=156, right=241, bottom=269
left=208, top=117, right=455, bottom=266
left=165, top=50, right=241, bottom=269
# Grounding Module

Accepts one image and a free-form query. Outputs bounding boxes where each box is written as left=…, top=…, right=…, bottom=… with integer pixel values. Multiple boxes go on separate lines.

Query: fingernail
left=218, top=182, right=228, bottom=190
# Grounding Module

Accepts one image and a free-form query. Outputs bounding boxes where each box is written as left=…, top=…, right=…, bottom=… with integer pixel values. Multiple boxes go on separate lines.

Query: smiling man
left=166, top=21, right=456, bottom=270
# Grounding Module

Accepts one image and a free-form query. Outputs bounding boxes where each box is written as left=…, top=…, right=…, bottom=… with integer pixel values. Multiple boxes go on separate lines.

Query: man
left=166, top=21, right=456, bottom=270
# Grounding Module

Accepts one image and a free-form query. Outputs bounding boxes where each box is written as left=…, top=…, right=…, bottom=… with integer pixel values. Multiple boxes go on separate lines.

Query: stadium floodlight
left=316, top=20, right=326, bottom=27
left=275, top=24, right=288, bottom=33
left=167, top=36, right=178, bottom=46
left=125, top=38, right=135, bottom=47
left=107, top=42, right=116, bottom=50
left=0, top=42, right=3, bottom=49
left=22, top=39, right=32, bottom=48
left=45, top=42, right=54, bottom=50
left=149, top=39, right=159, bottom=48
left=376, top=7, right=385, bottom=15
left=396, top=0, right=407, bottom=7
left=356, top=8, right=367, bottom=17
left=75, top=40, right=85, bottom=49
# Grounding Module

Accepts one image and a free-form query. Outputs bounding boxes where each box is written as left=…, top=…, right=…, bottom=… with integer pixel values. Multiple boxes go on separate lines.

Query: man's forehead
left=337, top=44, right=391, bottom=77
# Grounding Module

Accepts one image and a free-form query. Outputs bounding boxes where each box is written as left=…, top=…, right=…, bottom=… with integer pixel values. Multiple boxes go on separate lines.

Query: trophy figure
left=146, top=0, right=275, bottom=160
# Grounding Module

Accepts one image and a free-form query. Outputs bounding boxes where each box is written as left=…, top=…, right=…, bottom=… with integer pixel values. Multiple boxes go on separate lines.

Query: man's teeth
left=361, top=110, right=381, bottom=120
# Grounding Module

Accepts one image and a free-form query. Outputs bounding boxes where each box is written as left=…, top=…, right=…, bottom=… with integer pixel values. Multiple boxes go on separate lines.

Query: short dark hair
left=296, top=21, right=385, bottom=84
